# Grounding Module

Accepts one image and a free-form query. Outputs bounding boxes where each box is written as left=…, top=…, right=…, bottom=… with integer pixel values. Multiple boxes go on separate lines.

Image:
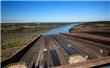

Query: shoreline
left=69, top=21, right=110, bottom=32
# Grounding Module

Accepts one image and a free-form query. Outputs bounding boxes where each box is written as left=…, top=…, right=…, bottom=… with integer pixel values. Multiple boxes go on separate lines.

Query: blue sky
left=1, top=1, right=110, bottom=23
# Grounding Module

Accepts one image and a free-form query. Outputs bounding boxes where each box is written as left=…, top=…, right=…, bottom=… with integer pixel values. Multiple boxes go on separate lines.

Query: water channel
left=42, top=24, right=77, bottom=35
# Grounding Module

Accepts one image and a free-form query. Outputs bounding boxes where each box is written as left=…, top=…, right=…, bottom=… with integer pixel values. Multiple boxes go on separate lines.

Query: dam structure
left=1, top=25, right=110, bottom=68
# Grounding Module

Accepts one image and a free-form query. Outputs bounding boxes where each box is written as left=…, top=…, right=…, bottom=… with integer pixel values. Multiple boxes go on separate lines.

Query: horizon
left=2, top=20, right=109, bottom=23
left=1, top=1, right=110, bottom=23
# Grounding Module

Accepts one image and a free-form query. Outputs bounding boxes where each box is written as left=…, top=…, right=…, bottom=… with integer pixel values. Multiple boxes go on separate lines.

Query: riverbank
left=69, top=21, right=110, bottom=33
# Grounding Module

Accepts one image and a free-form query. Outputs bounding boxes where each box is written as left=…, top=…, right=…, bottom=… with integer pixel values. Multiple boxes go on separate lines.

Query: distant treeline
left=1, top=22, right=75, bottom=26
left=78, top=21, right=110, bottom=25
left=1, top=23, right=74, bottom=33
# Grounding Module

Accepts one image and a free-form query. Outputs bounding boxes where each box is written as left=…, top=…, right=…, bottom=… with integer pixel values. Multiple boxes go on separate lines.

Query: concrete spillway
left=1, top=32, right=110, bottom=68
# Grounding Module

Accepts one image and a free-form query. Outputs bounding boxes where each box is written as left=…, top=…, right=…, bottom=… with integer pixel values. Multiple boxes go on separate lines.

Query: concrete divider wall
left=1, top=35, right=42, bottom=67
left=61, top=33, right=110, bottom=45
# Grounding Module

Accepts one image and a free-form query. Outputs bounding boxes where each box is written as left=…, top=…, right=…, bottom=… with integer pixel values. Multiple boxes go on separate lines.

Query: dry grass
left=1, top=34, right=37, bottom=61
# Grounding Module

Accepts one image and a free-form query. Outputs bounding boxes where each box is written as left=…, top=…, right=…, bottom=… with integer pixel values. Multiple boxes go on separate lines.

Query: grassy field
left=1, top=23, right=72, bottom=61
left=1, top=34, right=37, bottom=61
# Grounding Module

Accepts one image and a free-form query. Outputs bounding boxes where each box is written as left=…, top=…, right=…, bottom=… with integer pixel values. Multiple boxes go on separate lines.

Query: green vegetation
left=1, top=33, right=37, bottom=61
left=1, top=23, right=72, bottom=33
left=69, top=21, right=110, bottom=31
left=1, top=23, right=72, bottom=61
left=73, top=25, right=86, bottom=30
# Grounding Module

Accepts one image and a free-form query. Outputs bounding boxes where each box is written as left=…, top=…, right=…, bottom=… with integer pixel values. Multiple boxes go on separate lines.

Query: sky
left=1, top=0, right=109, bottom=1
left=1, top=1, right=110, bottom=23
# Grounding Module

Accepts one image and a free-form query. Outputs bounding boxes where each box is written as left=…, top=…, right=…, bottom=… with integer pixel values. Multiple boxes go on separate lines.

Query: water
left=42, top=24, right=77, bottom=35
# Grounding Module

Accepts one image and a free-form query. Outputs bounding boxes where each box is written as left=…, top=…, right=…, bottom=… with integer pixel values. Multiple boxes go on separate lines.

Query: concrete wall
left=1, top=35, right=42, bottom=67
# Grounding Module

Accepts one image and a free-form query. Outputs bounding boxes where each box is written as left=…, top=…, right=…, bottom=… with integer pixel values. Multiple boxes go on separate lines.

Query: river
left=41, top=24, right=77, bottom=35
